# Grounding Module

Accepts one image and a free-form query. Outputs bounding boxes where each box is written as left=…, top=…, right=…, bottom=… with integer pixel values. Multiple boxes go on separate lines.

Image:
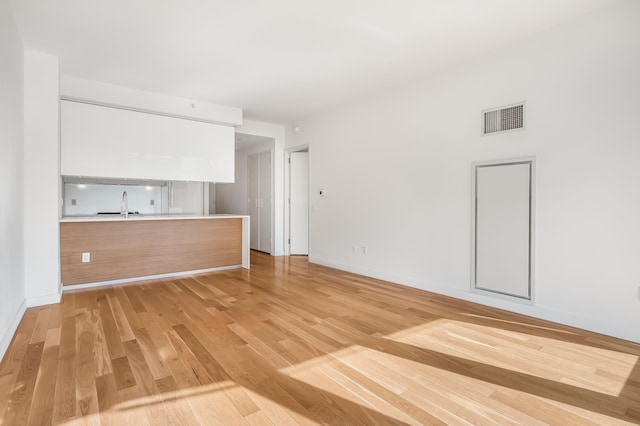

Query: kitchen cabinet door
left=61, top=100, right=235, bottom=182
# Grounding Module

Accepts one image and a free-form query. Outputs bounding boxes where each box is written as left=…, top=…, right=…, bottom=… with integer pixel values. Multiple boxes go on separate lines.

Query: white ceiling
left=9, top=0, right=618, bottom=124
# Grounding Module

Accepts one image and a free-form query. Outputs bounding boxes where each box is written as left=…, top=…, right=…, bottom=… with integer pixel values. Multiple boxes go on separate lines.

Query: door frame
left=470, top=156, right=536, bottom=304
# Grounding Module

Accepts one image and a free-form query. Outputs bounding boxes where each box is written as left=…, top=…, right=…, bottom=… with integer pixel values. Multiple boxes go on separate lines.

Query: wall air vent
left=482, top=102, right=525, bottom=135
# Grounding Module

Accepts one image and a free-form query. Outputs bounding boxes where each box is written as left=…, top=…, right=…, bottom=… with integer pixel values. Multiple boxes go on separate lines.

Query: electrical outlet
left=361, top=246, right=367, bottom=255
left=150, top=199, right=155, bottom=206
left=82, top=252, right=90, bottom=263
left=352, top=244, right=357, bottom=253
left=71, top=199, right=77, bottom=206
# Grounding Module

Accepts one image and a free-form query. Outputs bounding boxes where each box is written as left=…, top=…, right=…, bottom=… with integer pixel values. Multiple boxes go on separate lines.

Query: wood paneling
left=60, top=218, right=242, bottom=286
left=1, top=252, right=639, bottom=425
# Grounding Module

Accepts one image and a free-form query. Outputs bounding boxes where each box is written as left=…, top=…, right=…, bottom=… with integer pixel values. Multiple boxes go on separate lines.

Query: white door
left=289, top=152, right=309, bottom=255
left=259, top=152, right=271, bottom=253
left=474, top=161, right=532, bottom=299
left=247, top=152, right=271, bottom=253
left=248, top=154, right=260, bottom=250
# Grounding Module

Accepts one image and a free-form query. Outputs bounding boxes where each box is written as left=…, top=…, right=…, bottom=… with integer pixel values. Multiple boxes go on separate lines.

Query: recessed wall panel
left=474, top=161, right=532, bottom=299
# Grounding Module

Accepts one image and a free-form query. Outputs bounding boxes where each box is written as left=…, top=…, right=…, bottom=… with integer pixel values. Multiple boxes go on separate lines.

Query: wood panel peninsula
left=59, top=215, right=249, bottom=287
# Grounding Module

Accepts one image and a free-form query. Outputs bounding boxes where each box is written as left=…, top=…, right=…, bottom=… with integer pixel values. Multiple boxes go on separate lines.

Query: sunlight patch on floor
left=278, top=345, right=422, bottom=425
left=384, top=318, right=638, bottom=397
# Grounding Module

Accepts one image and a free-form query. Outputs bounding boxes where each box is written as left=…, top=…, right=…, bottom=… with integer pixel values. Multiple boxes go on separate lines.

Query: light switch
left=82, top=252, right=90, bottom=263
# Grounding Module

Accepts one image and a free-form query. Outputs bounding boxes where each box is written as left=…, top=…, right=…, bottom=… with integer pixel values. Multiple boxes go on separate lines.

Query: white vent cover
left=483, top=102, right=525, bottom=135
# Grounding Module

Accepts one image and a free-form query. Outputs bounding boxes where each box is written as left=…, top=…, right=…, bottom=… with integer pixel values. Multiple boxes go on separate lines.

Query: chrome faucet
left=121, top=191, right=129, bottom=218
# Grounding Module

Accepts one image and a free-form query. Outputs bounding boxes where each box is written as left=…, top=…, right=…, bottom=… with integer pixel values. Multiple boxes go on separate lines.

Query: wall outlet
left=150, top=199, right=155, bottom=206
left=361, top=246, right=367, bottom=255
left=352, top=244, right=357, bottom=253
left=82, top=252, right=90, bottom=263
left=71, top=199, right=77, bottom=206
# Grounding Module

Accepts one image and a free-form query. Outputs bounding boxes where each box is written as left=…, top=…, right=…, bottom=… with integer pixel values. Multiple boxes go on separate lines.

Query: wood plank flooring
left=1, top=251, right=639, bottom=425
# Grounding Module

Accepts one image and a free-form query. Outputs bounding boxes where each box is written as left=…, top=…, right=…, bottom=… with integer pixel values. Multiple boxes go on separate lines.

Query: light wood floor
left=1, top=252, right=639, bottom=425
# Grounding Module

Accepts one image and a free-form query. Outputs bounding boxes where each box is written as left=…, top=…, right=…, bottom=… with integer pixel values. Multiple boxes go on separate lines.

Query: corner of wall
left=23, top=50, right=61, bottom=303
left=0, top=299, right=27, bottom=364
left=0, top=0, right=27, bottom=365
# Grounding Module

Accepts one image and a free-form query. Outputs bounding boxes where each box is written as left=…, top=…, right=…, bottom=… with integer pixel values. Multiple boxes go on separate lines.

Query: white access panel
left=60, top=100, right=235, bottom=182
left=474, top=161, right=532, bottom=299
left=290, top=152, right=309, bottom=255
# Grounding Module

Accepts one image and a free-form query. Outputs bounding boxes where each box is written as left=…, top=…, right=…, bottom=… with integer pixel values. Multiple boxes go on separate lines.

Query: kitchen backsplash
left=63, top=181, right=204, bottom=216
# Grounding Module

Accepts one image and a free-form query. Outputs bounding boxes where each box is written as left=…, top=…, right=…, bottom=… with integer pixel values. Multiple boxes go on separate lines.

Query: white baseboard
left=0, top=290, right=62, bottom=363
left=1, top=265, right=242, bottom=361
left=309, top=256, right=639, bottom=344
left=0, top=299, right=27, bottom=364
left=26, top=292, right=62, bottom=307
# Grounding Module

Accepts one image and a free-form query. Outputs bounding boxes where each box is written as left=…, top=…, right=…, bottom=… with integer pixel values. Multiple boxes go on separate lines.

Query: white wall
left=23, top=51, right=61, bottom=305
left=287, top=0, right=640, bottom=343
left=0, top=0, right=26, bottom=359
left=217, top=140, right=274, bottom=215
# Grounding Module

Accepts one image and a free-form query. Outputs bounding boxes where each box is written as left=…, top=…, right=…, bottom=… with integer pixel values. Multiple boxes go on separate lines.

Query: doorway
left=289, top=150, right=309, bottom=255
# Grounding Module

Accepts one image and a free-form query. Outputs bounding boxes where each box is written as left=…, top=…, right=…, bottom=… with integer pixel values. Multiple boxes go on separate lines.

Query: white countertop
left=60, top=214, right=248, bottom=223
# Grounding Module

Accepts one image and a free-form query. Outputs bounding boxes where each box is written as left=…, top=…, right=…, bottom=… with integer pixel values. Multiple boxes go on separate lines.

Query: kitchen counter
left=59, top=214, right=250, bottom=287
left=60, top=213, right=247, bottom=222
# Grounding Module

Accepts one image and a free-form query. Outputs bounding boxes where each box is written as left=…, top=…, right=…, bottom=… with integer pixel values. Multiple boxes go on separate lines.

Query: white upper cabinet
left=60, top=100, right=235, bottom=182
